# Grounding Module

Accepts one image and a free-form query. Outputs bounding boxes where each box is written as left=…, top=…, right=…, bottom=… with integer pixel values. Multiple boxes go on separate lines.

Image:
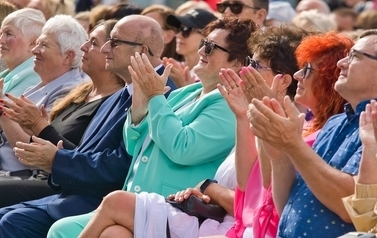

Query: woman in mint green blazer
left=47, top=17, right=259, bottom=238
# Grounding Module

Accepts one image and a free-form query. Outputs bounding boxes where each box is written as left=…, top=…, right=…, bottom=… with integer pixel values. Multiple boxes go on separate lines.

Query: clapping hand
left=0, top=94, right=48, bottom=135
left=162, top=57, right=196, bottom=88
left=359, top=102, right=376, bottom=148
left=240, top=66, right=282, bottom=103
left=248, top=96, right=305, bottom=152
left=128, top=53, right=172, bottom=101
left=14, top=136, right=63, bottom=173
left=217, top=68, right=249, bottom=118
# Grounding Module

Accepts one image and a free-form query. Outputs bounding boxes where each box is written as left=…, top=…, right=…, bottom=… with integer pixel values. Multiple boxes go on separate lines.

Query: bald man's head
left=116, top=15, right=164, bottom=58
left=296, top=0, right=330, bottom=14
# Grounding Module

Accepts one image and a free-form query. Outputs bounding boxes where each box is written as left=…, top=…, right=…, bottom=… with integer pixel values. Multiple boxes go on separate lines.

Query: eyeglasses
left=299, top=63, right=315, bottom=79
left=216, top=1, right=260, bottom=14
left=199, top=39, right=229, bottom=56
left=177, top=27, right=202, bottom=38
left=106, top=37, right=154, bottom=56
left=246, top=56, right=273, bottom=71
left=347, top=49, right=377, bottom=64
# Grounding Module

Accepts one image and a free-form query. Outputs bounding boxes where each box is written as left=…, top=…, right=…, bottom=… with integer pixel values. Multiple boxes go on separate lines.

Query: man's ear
left=141, top=45, right=150, bottom=56
left=255, top=9, right=267, bottom=27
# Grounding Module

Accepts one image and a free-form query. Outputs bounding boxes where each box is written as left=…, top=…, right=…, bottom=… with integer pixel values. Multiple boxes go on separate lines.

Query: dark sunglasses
left=216, top=1, right=260, bottom=14
left=177, top=27, right=202, bottom=38
left=199, top=39, right=229, bottom=56
left=300, top=63, right=315, bottom=79
left=107, top=37, right=154, bottom=56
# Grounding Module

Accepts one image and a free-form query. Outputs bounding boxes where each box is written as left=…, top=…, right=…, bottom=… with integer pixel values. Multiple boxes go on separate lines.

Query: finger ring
left=247, top=87, right=252, bottom=92
left=232, top=85, right=239, bottom=89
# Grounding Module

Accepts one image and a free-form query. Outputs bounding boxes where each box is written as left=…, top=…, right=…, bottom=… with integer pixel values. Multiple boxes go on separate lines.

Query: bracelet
left=200, top=179, right=218, bottom=194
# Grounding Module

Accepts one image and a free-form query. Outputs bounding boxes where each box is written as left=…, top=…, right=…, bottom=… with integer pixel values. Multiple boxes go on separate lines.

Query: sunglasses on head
left=216, top=1, right=260, bottom=14
left=199, top=39, right=229, bottom=56
left=107, top=37, right=154, bottom=56
left=177, top=27, right=202, bottom=38
left=301, top=63, right=315, bottom=79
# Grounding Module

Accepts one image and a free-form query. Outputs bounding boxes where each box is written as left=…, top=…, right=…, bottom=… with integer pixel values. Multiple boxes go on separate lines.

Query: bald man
left=0, top=15, right=176, bottom=238
left=296, top=0, right=331, bottom=14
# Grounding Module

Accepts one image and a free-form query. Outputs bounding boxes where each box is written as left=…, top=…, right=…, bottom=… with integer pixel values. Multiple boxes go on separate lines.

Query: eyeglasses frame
left=107, top=37, right=154, bottom=56
left=199, top=39, right=229, bottom=56
left=348, top=49, right=377, bottom=64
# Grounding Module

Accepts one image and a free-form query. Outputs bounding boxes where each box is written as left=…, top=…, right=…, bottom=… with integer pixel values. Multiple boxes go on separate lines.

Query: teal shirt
left=0, top=57, right=41, bottom=97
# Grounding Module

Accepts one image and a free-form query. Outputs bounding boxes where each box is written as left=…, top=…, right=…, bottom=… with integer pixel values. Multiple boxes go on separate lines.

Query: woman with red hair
left=294, top=32, right=353, bottom=136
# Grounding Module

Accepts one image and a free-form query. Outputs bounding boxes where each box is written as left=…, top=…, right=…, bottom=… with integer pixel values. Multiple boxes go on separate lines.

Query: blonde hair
left=75, top=10, right=90, bottom=22
left=89, top=4, right=110, bottom=30
left=0, top=1, right=17, bottom=25
left=292, top=10, right=337, bottom=33
left=50, top=82, right=93, bottom=121
left=28, top=0, right=75, bottom=19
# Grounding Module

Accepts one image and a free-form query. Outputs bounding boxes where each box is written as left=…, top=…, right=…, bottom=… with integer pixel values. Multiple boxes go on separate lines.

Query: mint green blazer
left=0, top=57, right=41, bottom=97
left=123, top=82, right=236, bottom=196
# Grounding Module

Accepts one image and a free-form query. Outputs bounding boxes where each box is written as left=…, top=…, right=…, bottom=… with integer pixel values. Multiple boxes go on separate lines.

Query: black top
left=38, top=97, right=109, bottom=150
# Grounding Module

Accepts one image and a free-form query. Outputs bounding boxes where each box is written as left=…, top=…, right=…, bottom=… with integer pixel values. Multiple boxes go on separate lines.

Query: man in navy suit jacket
left=0, top=15, right=176, bottom=238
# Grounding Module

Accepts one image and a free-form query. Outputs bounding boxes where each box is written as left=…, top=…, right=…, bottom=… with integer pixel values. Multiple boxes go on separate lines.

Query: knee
left=0, top=212, right=19, bottom=235
left=101, top=190, right=133, bottom=212
left=100, top=225, right=132, bottom=238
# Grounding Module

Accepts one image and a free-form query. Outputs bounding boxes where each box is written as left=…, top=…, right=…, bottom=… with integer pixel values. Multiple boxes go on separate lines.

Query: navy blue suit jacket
left=23, top=67, right=177, bottom=220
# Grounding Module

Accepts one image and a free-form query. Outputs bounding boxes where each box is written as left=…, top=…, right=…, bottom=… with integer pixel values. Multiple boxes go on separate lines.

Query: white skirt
left=134, top=192, right=199, bottom=238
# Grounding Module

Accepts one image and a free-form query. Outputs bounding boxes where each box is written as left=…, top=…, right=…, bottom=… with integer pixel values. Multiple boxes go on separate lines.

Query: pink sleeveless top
left=226, top=131, right=319, bottom=238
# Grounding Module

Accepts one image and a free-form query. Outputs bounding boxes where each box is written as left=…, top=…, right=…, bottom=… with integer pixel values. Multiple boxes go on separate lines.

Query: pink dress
left=226, top=131, right=319, bottom=238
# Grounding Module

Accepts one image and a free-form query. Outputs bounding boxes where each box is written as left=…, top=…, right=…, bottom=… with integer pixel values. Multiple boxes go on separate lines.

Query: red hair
left=295, top=32, right=354, bottom=135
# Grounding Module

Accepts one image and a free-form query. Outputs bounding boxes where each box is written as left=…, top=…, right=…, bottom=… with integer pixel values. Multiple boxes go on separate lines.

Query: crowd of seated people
left=0, top=0, right=376, bottom=237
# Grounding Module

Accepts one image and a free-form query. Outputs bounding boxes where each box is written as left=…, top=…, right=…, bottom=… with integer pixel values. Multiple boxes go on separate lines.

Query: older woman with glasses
left=217, top=29, right=353, bottom=238
left=162, top=8, right=217, bottom=88
left=46, top=17, right=258, bottom=238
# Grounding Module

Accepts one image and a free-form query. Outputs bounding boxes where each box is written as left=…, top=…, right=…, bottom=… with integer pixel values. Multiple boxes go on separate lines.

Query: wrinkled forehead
left=354, top=35, right=377, bottom=54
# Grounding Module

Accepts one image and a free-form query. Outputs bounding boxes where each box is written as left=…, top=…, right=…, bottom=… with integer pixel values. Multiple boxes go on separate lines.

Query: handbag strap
left=166, top=219, right=171, bottom=238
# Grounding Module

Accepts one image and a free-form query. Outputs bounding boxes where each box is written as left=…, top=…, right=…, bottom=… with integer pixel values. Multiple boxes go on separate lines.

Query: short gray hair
left=2, top=8, right=45, bottom=40
left=42, top=15, right=88, bottom=68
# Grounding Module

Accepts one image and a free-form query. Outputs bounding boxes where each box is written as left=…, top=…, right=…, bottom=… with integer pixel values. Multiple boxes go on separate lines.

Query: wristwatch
left=200, top=179, right=218, bottom=194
